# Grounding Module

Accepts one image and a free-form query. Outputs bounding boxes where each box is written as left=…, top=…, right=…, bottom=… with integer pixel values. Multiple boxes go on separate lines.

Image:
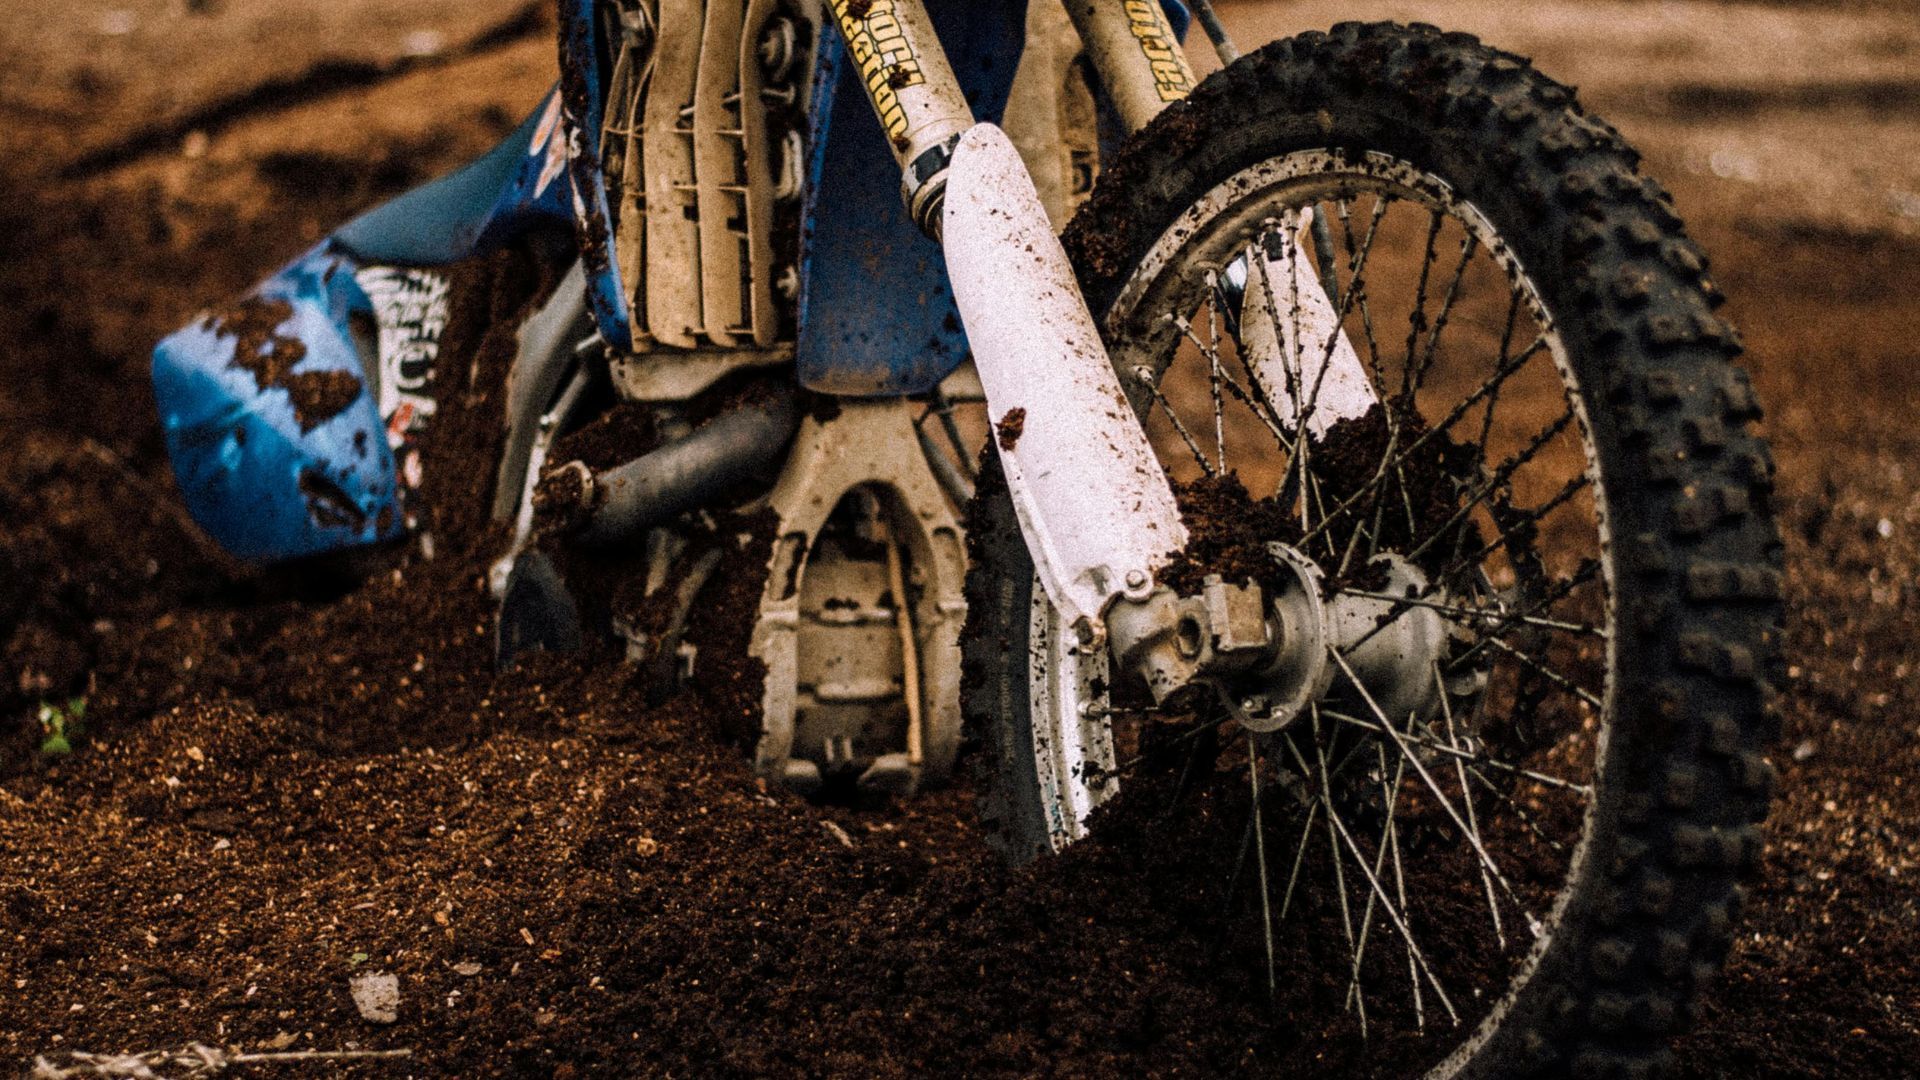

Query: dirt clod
left=994, top=406, right=1025, bottom=451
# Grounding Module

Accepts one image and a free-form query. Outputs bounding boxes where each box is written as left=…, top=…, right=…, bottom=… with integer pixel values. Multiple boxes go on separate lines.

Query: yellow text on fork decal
left=1124, top=0, right=1195, bottom=102
left=829, top=0, right=926, bottom=142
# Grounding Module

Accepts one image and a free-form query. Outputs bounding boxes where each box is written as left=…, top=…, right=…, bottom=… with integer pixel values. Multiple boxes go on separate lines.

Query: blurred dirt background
left=1, top=0, right=1917, bottom=1075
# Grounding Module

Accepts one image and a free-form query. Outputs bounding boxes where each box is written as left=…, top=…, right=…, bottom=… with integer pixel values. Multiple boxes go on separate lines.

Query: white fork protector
left=1238, top=213, right=1378, bottom=439
left=944, top=123, right=1188, bottom=633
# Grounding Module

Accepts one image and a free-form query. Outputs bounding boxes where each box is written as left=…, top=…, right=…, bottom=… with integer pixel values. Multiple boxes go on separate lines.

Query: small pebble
left=350, top=971, right=400, bottom=1024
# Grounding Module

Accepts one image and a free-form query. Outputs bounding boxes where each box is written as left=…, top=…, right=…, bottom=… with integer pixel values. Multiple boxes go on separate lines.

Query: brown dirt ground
left=2, top=1, right=1918, bottom=1076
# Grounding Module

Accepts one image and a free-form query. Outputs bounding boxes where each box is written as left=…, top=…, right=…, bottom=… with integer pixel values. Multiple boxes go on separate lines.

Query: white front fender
left=943, top=123, right=1187, bottom=633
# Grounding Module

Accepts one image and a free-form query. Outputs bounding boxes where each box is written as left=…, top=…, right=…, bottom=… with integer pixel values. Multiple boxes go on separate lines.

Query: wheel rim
left=1029, top=150, right=1618, bottom=1074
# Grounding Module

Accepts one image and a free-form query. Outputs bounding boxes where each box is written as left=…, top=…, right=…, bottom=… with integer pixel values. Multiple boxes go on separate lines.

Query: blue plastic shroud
left=153, top=244, right=399, bottom=562
left=793, top=1, right=1187, bottom=395
left=792, top=0, right=1027, bottom=396
left=152, top=89, right=574, bottom=563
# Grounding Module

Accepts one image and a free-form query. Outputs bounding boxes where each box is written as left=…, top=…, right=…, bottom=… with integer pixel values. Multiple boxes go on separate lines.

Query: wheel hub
left=1111, top=545, right=1452, bottom=736
left=1234, top=546, right=1448, bottom=733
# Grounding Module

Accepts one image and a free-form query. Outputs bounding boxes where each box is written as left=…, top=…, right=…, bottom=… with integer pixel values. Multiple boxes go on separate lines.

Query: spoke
left=1315, top=756, right=1462, bottom=1026
left=1330, top=588, right=1605, bottom=638
left=1327, top=648, right=1543, bottom=938
left=1281, top=226, right=1314, bottom=535
left=1337, top=450, right=1590, bottom=678
left=1337, top=434, right=1592, bottom=663
left=1175, top=314, right=1298, bottom=455
left=1477, top=289, right=1525, bottom=455
left=1308, top=706, right=1367, bottom=1034
left=1336, top=498, right=1385, bottom=579
left=1441, top=558, right=1604, bottom=679
left=1278, top=796, right=1320, bottom=920
left=1395, top=457, right=1422, bottom=548
left=1382, top=743, right=1425, bottom=1031
left=1410, top=233, right=1478, bottom=396
left=1158, top=719, right=1218, bottom=822
left=1295, top=332, right=1551, bottom=551
left=1298, top=207, right=1388, bottom=435
left=1340, top=742, right=1416, bottom=1022
left=1343, top=197, right=1394, bottom=393
left=1436, top=469, right=1594, bottom=587
left=1478, top=635, right=1606, bottom=713
left=1249, top=734, right=1279, bottom=1000
left=1210, top=807, right=1259, bottom=968
left=1400, top=209, right=1446, bottom=401
left=1438, top=664, right=1505, bottom=949
left=1322, top=709, right=1591, bottom=796
left=1112, top=711, right=1233, bottom=779
left=1219, top=364, right=1297, bottom=454
left=1206, top=274, right=1229, bottom=473
left=1468, top=765, right=1570, bottom=855
left=1375, top=473, right=1598, bottom=664
left=1404, top=404, right=1577, bottom=564
left=1133, top=365, right=1216, bottom=477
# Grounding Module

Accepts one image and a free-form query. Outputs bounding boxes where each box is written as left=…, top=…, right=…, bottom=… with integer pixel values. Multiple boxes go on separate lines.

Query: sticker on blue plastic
left=530, top=92, right=569, bottom=200
left=354, top=266, right=449, bottom=492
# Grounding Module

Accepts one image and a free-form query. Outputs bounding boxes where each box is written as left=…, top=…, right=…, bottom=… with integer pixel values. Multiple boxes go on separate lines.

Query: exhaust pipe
left=537, top=384, right=801, bottom=547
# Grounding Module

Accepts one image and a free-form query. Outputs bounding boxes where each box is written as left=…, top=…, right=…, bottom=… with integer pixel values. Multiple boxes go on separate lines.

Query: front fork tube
left=821, top=0, right=976, bottom=234
left=824, top=0, right=1194, bottom=231
left=826, top=3, right=1360, bottom=679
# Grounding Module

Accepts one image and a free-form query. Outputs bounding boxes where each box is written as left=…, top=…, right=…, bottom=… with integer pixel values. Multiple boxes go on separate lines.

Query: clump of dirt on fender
left=995, top=407, right=1025, bottom=451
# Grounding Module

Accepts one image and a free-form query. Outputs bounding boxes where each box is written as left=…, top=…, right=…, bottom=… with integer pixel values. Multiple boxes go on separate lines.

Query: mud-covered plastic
left=152, top=244, right=413, bottom=562
left=151, top=89, right=575, bottom=564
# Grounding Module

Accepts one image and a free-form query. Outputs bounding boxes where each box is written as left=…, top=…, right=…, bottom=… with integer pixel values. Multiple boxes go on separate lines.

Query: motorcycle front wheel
left=962, top=22, right=1780, bottom=1079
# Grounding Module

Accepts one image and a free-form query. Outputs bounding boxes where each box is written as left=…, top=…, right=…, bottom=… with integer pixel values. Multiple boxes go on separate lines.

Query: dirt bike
left=151, top=1, right=1782, bottom=1075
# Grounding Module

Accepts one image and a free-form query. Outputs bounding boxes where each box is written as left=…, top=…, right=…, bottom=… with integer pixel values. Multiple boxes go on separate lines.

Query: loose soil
left=3, top=2, right=1918, bottom=1077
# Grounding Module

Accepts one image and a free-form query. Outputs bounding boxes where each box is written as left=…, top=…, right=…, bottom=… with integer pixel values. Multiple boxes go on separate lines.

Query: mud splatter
left=995, top=406, right=1025, bottom=451
left=1157, top=471, right=1302, bottom=597
left=295, top=466, right=367, bottom=531
left=205, top=295, right=305, bottom=391
left=282, top=368, right=363, bottom=432
left=204, top=296, right=363, bottom=431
